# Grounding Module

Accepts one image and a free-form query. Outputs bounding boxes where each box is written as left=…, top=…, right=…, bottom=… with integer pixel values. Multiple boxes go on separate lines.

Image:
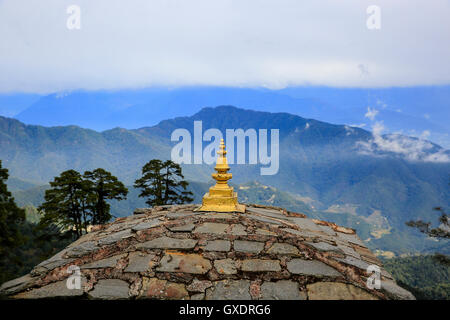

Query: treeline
left=0, top=159, right=192, bottom=285
left=383, top=255, right=450, bottom=300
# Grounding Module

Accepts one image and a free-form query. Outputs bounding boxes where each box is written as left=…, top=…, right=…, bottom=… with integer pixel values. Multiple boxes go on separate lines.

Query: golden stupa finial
left=197, top=139, right=245, bottom=212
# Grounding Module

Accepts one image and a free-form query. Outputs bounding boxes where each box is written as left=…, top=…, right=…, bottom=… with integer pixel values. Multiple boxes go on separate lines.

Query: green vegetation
left=134, top=159, right=193, bottom=206
left=383, top=255, right=450, bottom=300
left=0, top=160, right=26, bottom=283
left=39, top=169, right=128, bottom=239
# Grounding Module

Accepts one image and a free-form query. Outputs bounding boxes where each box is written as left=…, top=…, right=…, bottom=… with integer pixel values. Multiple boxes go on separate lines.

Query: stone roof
left=0, top=204, right=415, bottom=300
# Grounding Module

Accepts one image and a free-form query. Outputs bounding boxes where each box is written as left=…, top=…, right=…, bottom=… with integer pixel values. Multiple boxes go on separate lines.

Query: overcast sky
left=1, top=0, right=450, bottom=93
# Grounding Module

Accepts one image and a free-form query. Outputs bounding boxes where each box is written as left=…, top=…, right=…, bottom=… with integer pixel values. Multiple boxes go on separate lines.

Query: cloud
left=1, top=0, right=450, bottom=93
left=365, top=107, right=379, bottom=121
left=358, top=122, right=450, bottom=163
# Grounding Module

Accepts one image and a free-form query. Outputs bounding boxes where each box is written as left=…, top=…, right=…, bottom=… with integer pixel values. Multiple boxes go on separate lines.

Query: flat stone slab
left=290, top=218, right=322, bottom=232
left=205, top=240, right=231, bottom=252
left=283, top=228, right=320, bottom=239
left=381, top=280, right=415, bottom=300
left=205, top=280, right=251, bottom=300
left=286, top=259, right=342, bottom=277
left=97, top=229, right=133, bottom=246
left=335, top=256, right=371, bottom=271
left=157, top=253, right=212, bottom=274
left=246, top=207, right=291, bottom=221
left=166, top=212, right=199, bottom=219
left=241, top=259, right=281, bottom=272
left=132, top=219, right=163, bottom=231
left=245, top=214, right=283, bottom=225
left=168, top=223, right=195, bottom=232
left=186, top=279, right=213, bottom=293
left=81, top=254, right=127, bottom=269
left=307, top=282, right=378, bottom=300
left=214, top=259, right=237, bottom=275
left=88, top=279, right=130, bottom=300
left=306, top=242, right=343, bottom=253
left=267, top=243, right=300, bottom=256
left=13, top=279, right=85, bottom=299
left=194, top=223, right=228, bottom=234
left=66, top=241, right=99, bottom=258
left=140, top=277, right=188, bottom=299
left=201, top=213, right=236, bottom=220
left=193, top=223, right=246, bottom=235
left=234, top=240, right=264, bottom=254
left=136, top=236, right=197, bottom=250
left=261, top=280, right=306, bottom=300
left=0, top=274, right=35, bottom=295
left=125, top=252, right=156, bottom=273
left=256, top=228, right=277, bottom=236
left=336, top=232, right=366, bottom=247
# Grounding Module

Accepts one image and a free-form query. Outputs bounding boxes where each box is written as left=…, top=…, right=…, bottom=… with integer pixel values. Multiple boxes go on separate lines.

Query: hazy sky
left=1, top=0, right=450, bottom=93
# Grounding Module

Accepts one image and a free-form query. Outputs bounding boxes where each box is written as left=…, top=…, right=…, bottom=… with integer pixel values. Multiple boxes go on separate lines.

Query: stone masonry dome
left=0, top=204, right=414, bottom=300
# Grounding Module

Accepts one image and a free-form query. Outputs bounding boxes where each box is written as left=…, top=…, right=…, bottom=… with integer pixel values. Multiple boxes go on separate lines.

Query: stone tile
left=286, top=259, right=342, bottom=277
left=214, top=259, right=237, bottom=275
left=81, top=254, right=127, bottom=269
left=261, top=280, right=306, bottom=300
left=234, top=240, right=264, bottom=254
left=157, top=253, right=212, bottom=274
left=256, top=228, right=277, bottom=236
left=132, top=219, right=163, bottom=231
left=66, top=241, right=99, bottom=258
left=267, top=243, right=300, bottom=256
left=381, top=280, right=415, bottom=300
left=186, top=279, right=213, bottom=292
left=31, top=250, right=75, bottom=275
left=241, top=259, right=281, bottom=272
left=290, top=218, right=323, bottom=232
left=168, top=223, right=195, bottom=232
left=190, top=293, right=205, bottom=300
left=0, top=274, right=35, bottom=295
left=201, top=213, right=236, bottom=220
left=88, top=279, right=130, bottom=300
left=136, top=236, right=197, bottom=250
left=307, top=282, right=378, bottom=300
left=166, top=212, right=199, bottom=219
left=97, top=229, right=133, bottom=246
left=335, top=256, right=371, bottom=271
left=205, top=280, right=251, bottom=300
left=193, top=223, right=229, bottom=234
left=336, top=232, right=366, bottom=247
left=13, top=279, right=85, bottom=299
left=230, top=224, right=247, bottom=235
left=205, top=240, right=231, bottom=252
left=140, top=277, right=188, bottom=300
left=246, top=207, right=291, bottom=221
left=336, top=243, right=361, bottom=259
left=317, top=225, right=337, bottom=236
left=306, top=242, right=343, bottom=253
left=125, top=252, right=156, bottom=273
left=245, top=214, right=282, bottom=225
left=283, top=228, right=319, bottom=239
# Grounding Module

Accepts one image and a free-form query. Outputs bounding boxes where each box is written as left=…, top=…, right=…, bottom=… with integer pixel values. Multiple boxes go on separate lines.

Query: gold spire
left=197, top=139, right=245, bottom=212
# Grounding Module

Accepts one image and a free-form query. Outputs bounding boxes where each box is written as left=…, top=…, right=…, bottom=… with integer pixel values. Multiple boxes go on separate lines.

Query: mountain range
left=1, top=106, right=449, bottom=256
left=3, top=86, right=450, bottom=148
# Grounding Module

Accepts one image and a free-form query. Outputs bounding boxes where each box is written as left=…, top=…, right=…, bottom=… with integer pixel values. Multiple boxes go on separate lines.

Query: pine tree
left=134, top=159, right=193, bottom=207
left=406, top=180, right=450, bottom=266
left=38, top=170, right=91, bottom=239
left=0, top=160, right=25, bottom=262
left=84, top=168, right=128, bottom=224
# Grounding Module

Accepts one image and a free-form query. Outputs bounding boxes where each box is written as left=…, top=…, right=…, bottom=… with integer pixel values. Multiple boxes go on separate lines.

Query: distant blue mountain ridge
left=2, top=85, right=449, bottom=148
